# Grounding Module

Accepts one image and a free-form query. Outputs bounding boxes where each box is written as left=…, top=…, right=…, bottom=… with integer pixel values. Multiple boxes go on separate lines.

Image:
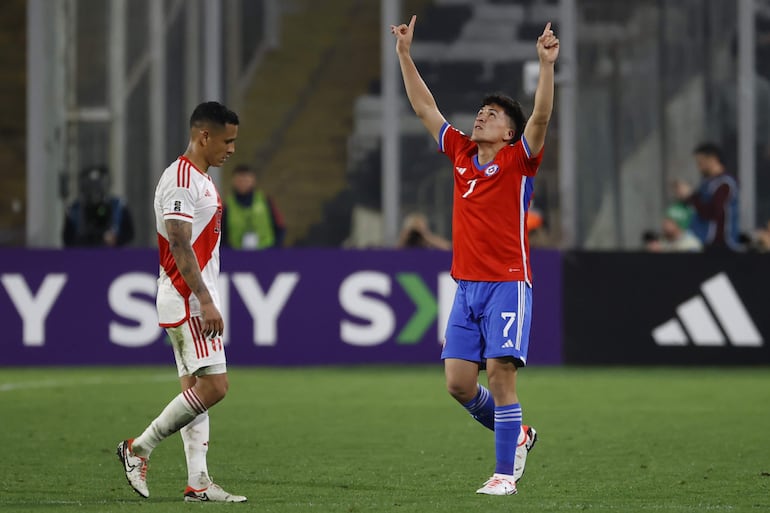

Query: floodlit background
left=4, top=0, right=770, bottom=249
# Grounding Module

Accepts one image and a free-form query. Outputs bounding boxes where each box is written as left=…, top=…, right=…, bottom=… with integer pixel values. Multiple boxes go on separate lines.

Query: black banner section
left=563, top=252, right=770, bottom=365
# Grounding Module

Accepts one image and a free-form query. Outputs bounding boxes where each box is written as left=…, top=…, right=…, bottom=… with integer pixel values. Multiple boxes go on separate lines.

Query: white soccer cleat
left=513, top=424, right=538, bottom=483
left=116, top=439, right=149, bottom=498
left=183, top=482, right=247, bottom=502
left=476, top=473, right=518, bottom=495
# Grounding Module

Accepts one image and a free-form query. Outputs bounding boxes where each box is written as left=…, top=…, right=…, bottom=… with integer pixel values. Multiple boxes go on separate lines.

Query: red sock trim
left=183, top=388, right=207, bottom=415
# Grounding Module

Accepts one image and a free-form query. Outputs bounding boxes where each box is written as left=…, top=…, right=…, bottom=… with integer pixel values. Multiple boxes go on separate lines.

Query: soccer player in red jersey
left=391, top=16, right=559, bottom=496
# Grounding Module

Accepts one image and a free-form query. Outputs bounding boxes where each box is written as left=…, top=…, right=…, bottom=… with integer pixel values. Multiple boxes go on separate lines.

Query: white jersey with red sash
left=153, top=156, right=222, bottom=327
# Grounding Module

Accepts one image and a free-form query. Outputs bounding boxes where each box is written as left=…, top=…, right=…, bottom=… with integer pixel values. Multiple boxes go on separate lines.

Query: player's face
left=471, top=104, right=514, bottom=144
left=204, top=123, right=238, bottom=168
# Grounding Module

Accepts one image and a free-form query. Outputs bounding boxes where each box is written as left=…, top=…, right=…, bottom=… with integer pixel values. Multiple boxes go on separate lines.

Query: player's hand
left=200, top=302, right=224, bottom=338
left=390, top=15, right=416, bottom=55
left=536, top=22, right=559, bottom=64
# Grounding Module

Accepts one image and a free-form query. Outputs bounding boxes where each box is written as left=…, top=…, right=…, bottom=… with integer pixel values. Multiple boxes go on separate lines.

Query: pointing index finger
left=543, top=21, right=552, bottom=34
left=408, top=14, right=416, bottom=30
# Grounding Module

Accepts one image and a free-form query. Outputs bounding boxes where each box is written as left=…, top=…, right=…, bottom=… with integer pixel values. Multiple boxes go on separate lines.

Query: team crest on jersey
left=484, top=164, right=500, bottom=176
left=174, top=200, right=182, bottom=212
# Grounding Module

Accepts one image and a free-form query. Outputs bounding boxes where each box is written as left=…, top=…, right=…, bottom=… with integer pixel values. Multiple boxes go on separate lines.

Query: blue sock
left=462, top=384, right=495, bottom=431
left=494, top=403, right=522, bottom=476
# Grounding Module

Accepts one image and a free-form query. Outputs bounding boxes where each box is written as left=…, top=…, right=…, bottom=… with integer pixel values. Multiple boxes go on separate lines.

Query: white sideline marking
left=0, top=373, right=175, bottom=392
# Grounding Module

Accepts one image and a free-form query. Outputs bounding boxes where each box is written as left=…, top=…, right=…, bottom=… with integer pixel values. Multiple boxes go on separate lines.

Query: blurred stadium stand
left=345, top=0, right=561, bottom=248
left=236, top=0, right=383, bottom=247
left=0, top=0, right=26, bottom=247
left=10, top=0, right=769, bottom=249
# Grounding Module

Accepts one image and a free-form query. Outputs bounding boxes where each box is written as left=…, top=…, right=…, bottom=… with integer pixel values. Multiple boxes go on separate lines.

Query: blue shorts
left=441, top=280, right=532, bottom=366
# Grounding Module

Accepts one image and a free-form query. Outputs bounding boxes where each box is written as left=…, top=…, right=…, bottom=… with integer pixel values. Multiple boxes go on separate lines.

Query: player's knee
left=212, top=377, right=229, bottom=401
left=196, top=375, right=229, bottom=406
left=446, top=379, right=476, bottom=403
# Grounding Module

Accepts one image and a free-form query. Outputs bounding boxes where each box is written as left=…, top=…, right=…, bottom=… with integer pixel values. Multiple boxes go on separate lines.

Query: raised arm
left=523, top=22, right=559, bottom=155
left=390, top=15, right=446, bottom=143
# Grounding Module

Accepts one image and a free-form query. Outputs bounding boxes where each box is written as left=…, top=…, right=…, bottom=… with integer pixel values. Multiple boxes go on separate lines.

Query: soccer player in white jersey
left=116, top=101, right=246, bottom=503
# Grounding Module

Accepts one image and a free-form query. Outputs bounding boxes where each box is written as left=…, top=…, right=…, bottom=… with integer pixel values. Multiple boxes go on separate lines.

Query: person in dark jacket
left=63, top=166, right=134, bottom=247
left=673, top=142, right=740, bottom=252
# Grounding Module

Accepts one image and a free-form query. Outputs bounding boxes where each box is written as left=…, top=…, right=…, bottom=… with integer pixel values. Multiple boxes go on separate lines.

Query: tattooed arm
left=165, top=219, right=223, bottom=337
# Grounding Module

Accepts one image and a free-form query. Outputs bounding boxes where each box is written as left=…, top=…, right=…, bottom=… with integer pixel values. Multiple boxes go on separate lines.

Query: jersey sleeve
left=438, top=122, right=473, bottom=160
left=160, top=180, right=197, bottom=223
left=515, top=135, right=545, bottom=177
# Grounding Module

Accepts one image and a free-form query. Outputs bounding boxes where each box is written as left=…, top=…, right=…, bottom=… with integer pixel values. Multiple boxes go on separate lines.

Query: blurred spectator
left=642, top=230, right=661, bottom=251
left=397, top=212, right=451, bottom=250
left=526, top=201, right=549, bottom=247
left=673, top=142, right=740, bottom=252
left=221, top=163, right=286, bottom=249
left=63, top=166, right=134, bottom=247
left=751, top=219, right=770, bottom=252
left=710, top=36, right=770, bottom=224
left=526, top=203, right=544, bottom=233
left=646, top=204, right=702, bottom=252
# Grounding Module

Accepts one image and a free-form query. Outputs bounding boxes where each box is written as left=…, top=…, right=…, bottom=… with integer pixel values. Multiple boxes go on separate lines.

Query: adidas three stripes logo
left=652, top=273, right=763, bottom=347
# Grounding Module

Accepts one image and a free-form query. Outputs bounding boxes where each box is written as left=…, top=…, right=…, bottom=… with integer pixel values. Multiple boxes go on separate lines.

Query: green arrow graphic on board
left=395, top=273, right=438, bottom=344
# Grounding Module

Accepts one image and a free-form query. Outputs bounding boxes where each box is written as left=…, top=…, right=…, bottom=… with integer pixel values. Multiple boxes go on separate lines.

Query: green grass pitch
left=0, top=365, right=768, bottom=512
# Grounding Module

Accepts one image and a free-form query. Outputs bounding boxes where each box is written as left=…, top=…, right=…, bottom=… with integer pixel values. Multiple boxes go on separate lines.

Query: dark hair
left=232, top=163, right=256, bottom=176
left=641, top=230, right=659, bottom=243
left=78, top=165, right=110, bottom=204
left=189, top=101, right=239, bottom=129
left=481, top=93, right=527, bottom=143
left=693, top=142, right=723, bottom=163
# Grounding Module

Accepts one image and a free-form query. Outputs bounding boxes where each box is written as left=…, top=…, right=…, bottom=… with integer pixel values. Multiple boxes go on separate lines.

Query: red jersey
left=439, top=122, right=543, bottom=284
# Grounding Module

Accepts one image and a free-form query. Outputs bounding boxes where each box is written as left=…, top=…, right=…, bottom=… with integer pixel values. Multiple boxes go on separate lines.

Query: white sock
left=182, top=411, right=211, bottom=488
left=133, top=388, right=207, bottom=458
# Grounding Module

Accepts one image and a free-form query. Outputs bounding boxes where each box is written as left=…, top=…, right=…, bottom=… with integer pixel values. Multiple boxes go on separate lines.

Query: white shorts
left=166, top=316, right=227, bottom=377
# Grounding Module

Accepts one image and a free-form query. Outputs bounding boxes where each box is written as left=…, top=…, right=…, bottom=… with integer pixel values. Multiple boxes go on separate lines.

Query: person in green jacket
left=221, top=164, right=286, bottom=249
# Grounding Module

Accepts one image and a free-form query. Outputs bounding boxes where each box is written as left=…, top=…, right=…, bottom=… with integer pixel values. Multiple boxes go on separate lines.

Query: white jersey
left=154, top=156, right=222, bottom=327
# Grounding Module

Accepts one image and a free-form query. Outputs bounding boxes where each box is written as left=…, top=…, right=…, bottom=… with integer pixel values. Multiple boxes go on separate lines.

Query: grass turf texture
left=0, top=366, right=768, bottom=512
